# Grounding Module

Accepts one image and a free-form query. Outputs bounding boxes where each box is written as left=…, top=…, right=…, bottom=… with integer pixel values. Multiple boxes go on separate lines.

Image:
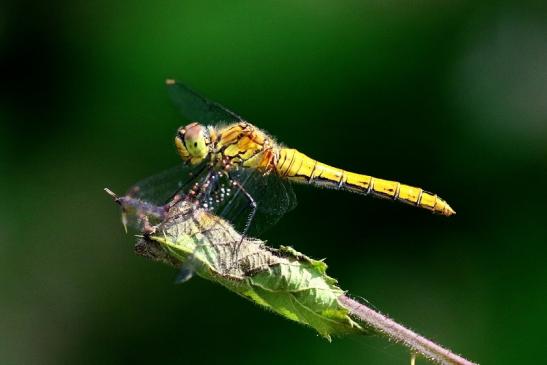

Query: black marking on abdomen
left=308, top=160, right=318, bottom=184
left=366, top=179, right=374, bottom=195
left=393, top=182, right=401, bottom=200
left=337, top=172, right=347, bottom=190
left=416, top=189, right=424, bottom=206
left=282, top=150, right=297, bottom=177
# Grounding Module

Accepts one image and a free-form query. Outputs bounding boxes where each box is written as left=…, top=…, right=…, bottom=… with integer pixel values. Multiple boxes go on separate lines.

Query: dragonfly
left=117, top=79, right=455, bottom=277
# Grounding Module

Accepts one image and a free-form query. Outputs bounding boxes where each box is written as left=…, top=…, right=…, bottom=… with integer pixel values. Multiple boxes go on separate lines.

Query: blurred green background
left=2, top=1, right=546, bottom=364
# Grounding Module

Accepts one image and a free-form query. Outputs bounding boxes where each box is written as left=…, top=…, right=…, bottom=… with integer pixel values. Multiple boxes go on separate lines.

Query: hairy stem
left=338, top=295, right=477, bottom=365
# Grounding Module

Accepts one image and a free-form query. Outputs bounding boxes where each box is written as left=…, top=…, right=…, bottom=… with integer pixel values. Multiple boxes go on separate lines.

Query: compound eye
left=183, top=123, right=209, bottom=159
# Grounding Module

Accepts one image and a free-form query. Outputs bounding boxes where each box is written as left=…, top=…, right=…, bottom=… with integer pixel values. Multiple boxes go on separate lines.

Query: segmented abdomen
left=276, top=148, right=455, bottom=216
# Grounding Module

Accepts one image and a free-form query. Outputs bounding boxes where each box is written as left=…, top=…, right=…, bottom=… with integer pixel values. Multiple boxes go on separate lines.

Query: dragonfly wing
left=119, top=162, right=210, bottom=231
left=214, top=168, right=297, bottom=236
left=166, top=79, right=244, bottom=123
left=250, top=172, right=297, bottom=234
left=127, top=162, right=208, bottom=206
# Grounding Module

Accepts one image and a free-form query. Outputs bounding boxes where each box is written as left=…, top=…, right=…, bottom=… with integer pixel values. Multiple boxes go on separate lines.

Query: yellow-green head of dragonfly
left=175, top=122, right=210, bottom=164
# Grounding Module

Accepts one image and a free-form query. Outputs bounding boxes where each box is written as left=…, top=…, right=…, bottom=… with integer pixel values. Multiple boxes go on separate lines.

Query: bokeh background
left=2, top=1, right=546, bottom=364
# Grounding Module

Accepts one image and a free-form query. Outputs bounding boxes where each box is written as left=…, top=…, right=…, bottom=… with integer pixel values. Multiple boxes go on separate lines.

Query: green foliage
left=141, top=205, right=364, bottom=340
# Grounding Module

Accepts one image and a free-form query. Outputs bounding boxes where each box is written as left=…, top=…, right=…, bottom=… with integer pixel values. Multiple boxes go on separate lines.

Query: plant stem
left=338, top=295, right=477, bottom=365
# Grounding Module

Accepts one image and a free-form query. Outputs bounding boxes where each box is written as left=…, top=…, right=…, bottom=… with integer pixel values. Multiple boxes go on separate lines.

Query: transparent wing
left=126, top=162, right=209, bottom=206
left=166, top=79, right=244, bottom=123
left=213, top=168, right=298, bottom=236
left=117, top=162, right=209, bottom=231
left=163, top=79, right=295, bottom=234
left=122, top=163, right=296, bottom=236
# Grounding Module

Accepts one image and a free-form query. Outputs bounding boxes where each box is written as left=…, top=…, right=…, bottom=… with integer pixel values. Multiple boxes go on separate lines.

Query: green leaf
left=137, top=204, right=364, bottom=340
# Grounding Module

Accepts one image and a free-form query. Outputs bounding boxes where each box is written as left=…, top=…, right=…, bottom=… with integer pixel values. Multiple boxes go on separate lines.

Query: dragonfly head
left=175, top=122, right=211, bottom=164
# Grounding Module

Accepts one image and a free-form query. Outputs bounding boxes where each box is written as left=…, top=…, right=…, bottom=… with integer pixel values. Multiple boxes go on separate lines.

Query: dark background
left=2, top=1, right=546, bottom=364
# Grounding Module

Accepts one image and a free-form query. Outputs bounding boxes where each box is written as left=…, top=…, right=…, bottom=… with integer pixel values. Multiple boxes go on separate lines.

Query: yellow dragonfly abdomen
left=276, top=148, right=455, bottom=216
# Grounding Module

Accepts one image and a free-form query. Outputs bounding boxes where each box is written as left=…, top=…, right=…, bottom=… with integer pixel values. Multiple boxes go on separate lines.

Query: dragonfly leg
left=164, top=163, right=209, bottom=205
left=138, top=213, right=157, bottom=235
left=172, top=171, right=217, bottom=283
